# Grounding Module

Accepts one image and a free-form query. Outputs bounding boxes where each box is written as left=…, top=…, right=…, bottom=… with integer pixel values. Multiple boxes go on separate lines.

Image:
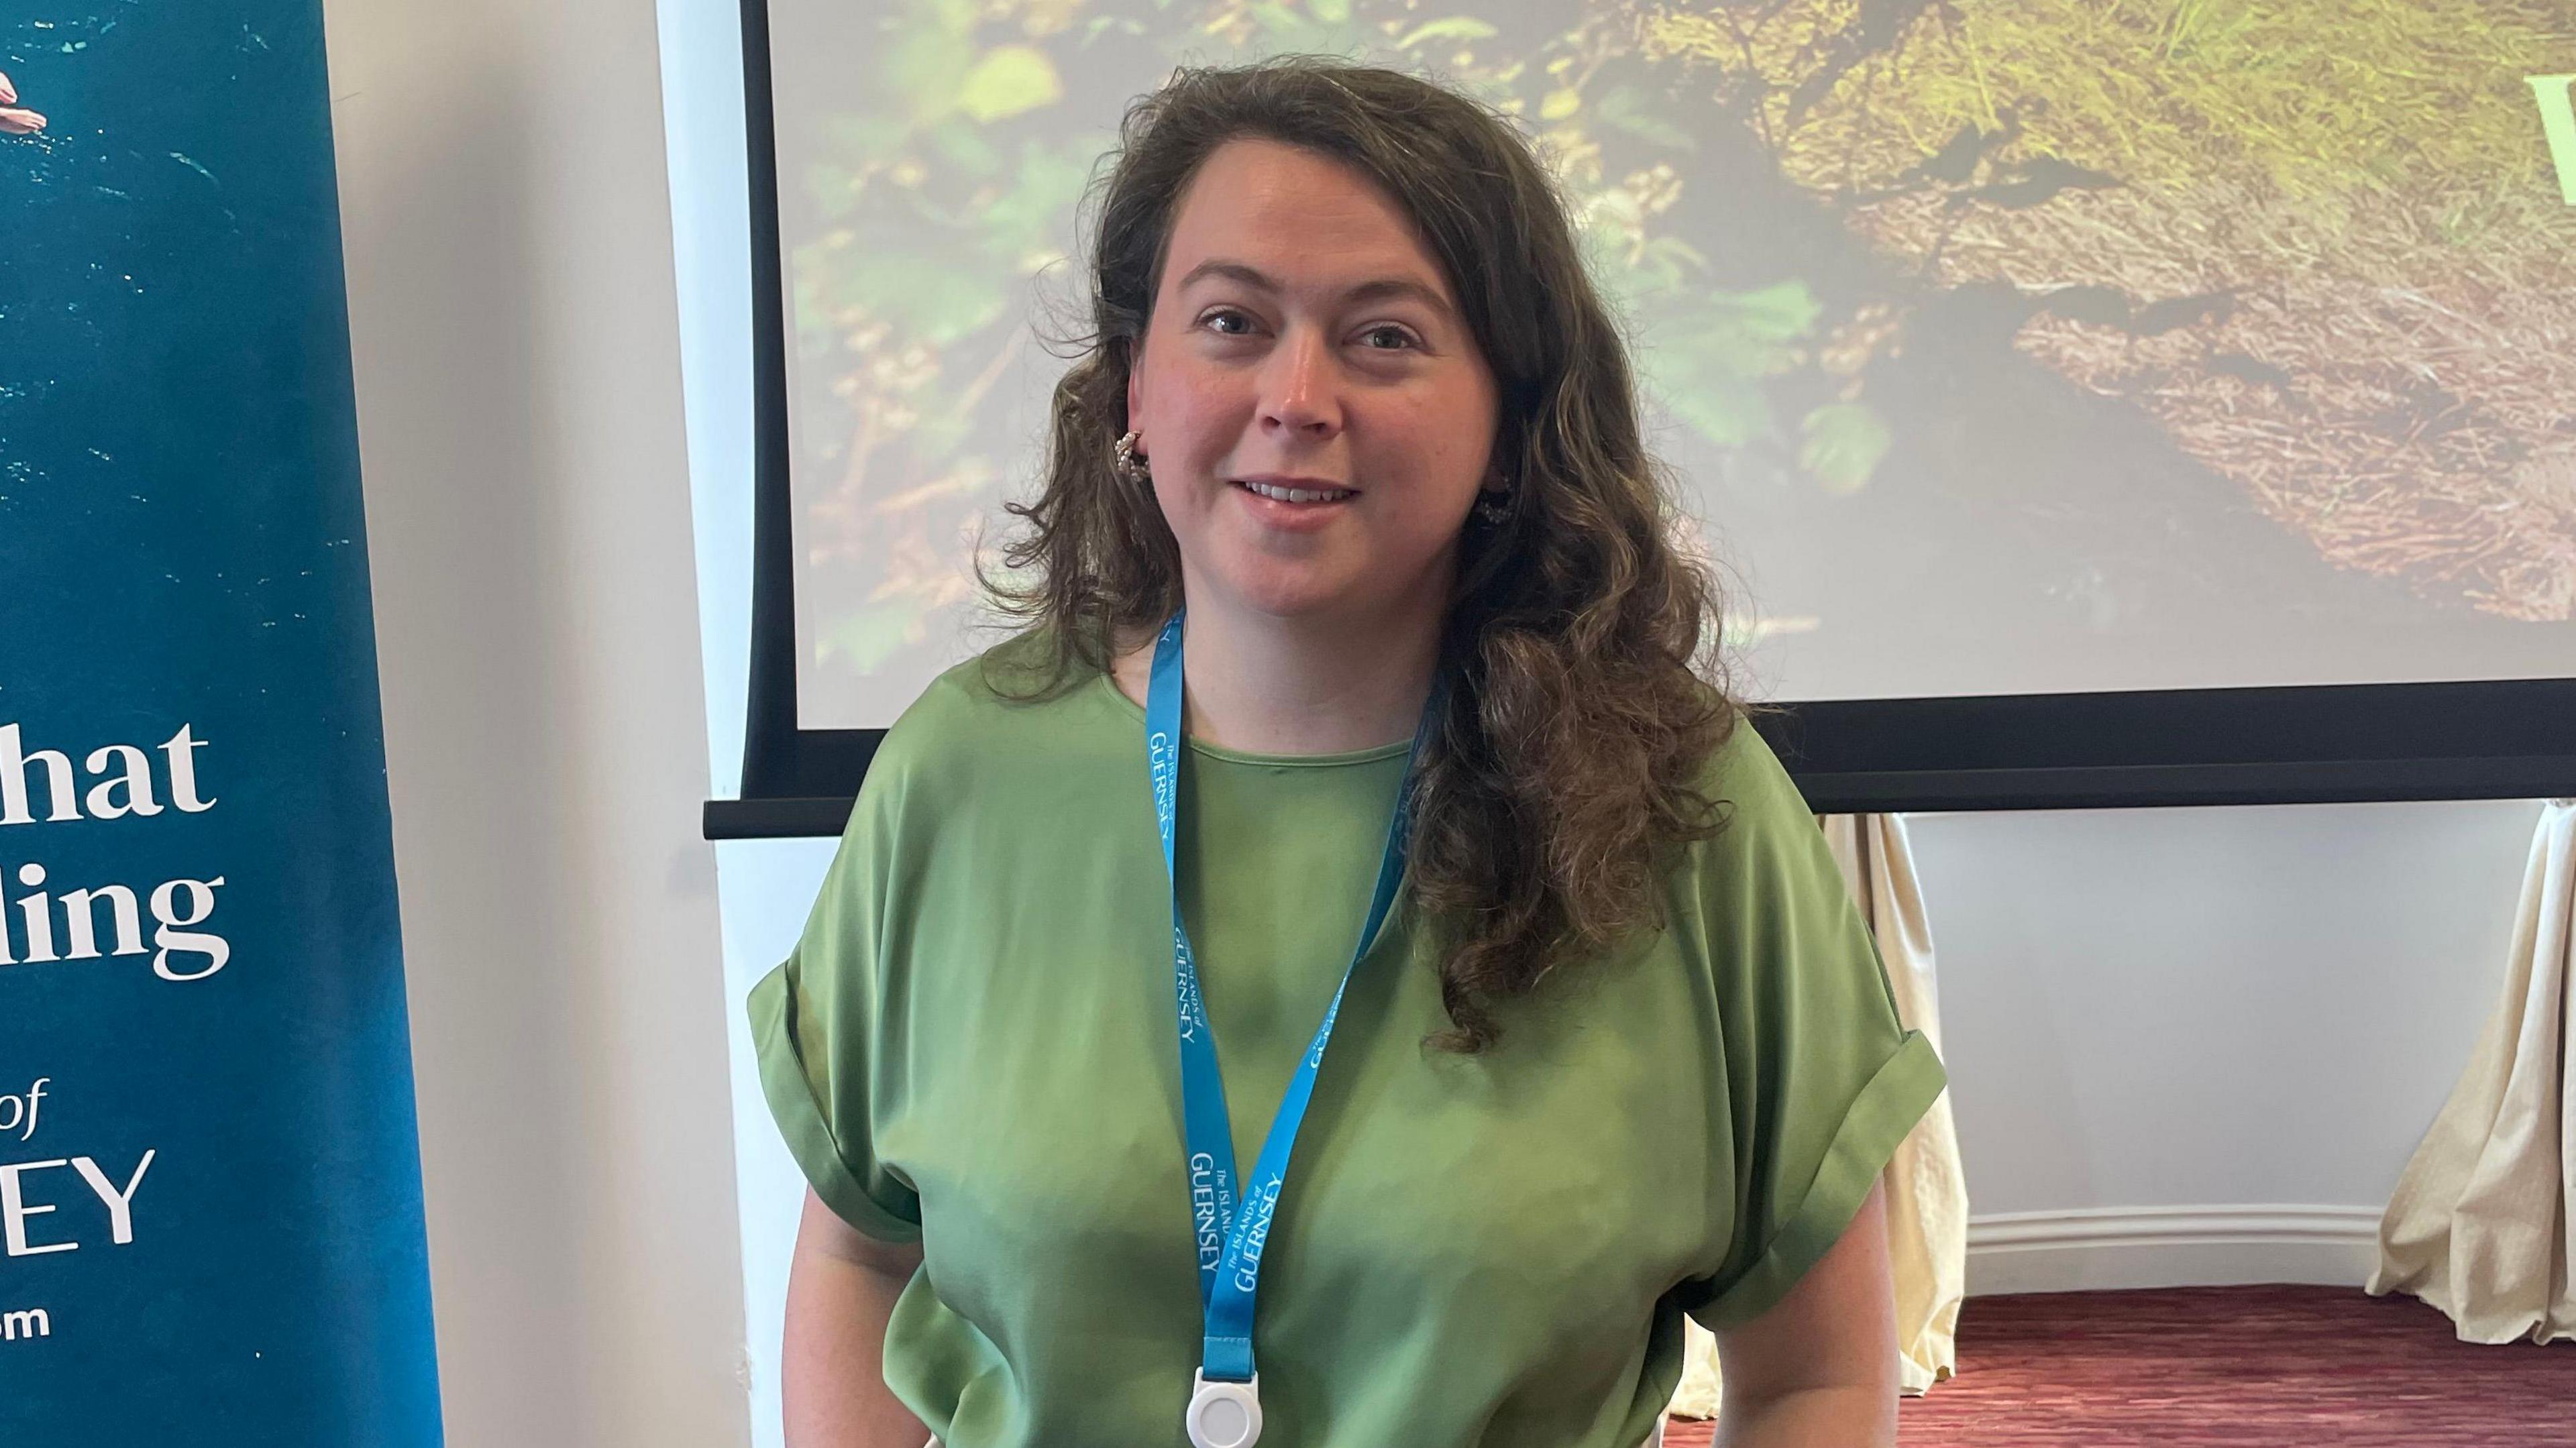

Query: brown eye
left=1359, top=325, right=1421, bottom=351
left=1199, top=309, right=1257, bottom=337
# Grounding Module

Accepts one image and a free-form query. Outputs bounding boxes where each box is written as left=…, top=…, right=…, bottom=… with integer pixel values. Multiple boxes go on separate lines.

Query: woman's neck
left=1108, top=588, right=1446, bottom=757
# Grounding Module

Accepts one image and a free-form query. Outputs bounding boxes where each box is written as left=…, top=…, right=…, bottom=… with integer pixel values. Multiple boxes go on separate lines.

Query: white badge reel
left=1185, top=1370, right=1263, bottom=1448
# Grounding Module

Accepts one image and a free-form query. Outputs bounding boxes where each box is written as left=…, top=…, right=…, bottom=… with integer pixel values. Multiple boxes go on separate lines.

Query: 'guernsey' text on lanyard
left=1143, top=607, right=1441, bottom=1386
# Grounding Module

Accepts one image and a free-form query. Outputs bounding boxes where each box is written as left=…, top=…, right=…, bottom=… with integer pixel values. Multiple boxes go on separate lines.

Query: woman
left=754, top=57, right=1946, bottom=1448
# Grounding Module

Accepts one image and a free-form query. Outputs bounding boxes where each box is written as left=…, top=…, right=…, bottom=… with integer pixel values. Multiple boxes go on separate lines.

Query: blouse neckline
left=1089, top=666, right=1415, bottom=769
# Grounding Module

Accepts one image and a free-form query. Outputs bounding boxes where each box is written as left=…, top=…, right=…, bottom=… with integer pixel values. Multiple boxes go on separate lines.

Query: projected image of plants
left=776, top=0, right=2576, bottom=712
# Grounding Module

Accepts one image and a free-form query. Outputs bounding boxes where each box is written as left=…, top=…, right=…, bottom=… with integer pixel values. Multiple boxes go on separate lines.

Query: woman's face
left=1127, top=138, right=1500, bottom=626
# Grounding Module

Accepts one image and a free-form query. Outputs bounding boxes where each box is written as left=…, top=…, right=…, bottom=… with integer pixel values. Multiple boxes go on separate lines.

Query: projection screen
left=711, top=0, right=2576, bottom=836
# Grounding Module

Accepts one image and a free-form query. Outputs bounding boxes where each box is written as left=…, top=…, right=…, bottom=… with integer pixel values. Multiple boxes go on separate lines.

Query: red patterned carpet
left=1662, top=1284, right=2576, bottom=1447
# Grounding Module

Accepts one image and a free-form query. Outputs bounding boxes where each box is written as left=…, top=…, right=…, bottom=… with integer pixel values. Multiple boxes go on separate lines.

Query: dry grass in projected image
left=1730, top=0, right=2576, bottom=620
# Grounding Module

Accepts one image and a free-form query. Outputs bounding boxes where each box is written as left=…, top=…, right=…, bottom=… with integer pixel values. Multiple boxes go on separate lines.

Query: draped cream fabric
left=1670, top=812, right=1968, bottom=1418
left=2368, top=798, right=2576, bottom=1345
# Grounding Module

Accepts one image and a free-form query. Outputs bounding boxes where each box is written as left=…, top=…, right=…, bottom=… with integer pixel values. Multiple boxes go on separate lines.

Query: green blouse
left=750, top=631, right=1947, bottom=1448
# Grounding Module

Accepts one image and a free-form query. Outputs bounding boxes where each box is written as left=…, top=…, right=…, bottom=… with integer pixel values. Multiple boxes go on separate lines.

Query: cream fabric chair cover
left=2368, top=797, right=2576, bottom=1345
left=1670, top=812, right=1968, bottom=1418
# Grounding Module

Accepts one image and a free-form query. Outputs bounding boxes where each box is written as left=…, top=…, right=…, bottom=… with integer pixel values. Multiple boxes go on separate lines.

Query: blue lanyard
left=1145, top=608, right=1440, bottom=1386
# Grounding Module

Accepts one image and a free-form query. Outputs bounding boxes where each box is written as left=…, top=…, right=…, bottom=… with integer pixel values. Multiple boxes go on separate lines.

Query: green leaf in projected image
left=886, top=23, right=975, bottom=124
left=957, top=45, right=1063, bottom=124
left=1244, top=3, right=1345, bottom=52
left=1798, top=402, right=1891, bottom=496
left=1310, top=0, right=1352, bottom=23
left=1626, top=281, right=1825, bottom=449
left=846, top=253, right=1006, bottom=345
left=822, top=113, right=908, bottom=161
left=1648, top=294, right=1813, bottom=375
left=1623, top=235, right=1709, bottom=291
left=1593, top=85, right=1698, bottom=152
left=1656, top=384, right=1774, bottom=449
left=1714, top=280, right=1822, bottom=343
left=1394, top=17, right=1498, bottom=50
left=979, top=141, right=1095, bottom=264
left=825, top=601, right=925, bottom=675
left=926, top=117, right=1003, bottom=178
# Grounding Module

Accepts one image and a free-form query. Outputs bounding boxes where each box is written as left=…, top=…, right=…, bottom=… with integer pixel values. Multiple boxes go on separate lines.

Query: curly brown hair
left=979, top=55, right=1747, bottom=1051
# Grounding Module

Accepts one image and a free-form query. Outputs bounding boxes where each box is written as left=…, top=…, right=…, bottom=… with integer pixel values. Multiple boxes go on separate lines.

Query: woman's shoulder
left=869, top=624, right=1123, bottom=791
left=1682, top=703, right=1833, bottom=883
left=1697, top=704, right=1803, bottom=818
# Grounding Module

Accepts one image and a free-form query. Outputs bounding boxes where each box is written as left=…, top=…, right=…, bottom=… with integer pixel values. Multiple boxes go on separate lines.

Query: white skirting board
left=1966, top=1205, right=2387, bottom=1296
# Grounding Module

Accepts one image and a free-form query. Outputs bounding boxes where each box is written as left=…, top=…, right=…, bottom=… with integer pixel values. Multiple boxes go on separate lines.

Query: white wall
left=1911, top=796, right=2544, bottom=1294
left=325, top=0, right=753, bottom=1443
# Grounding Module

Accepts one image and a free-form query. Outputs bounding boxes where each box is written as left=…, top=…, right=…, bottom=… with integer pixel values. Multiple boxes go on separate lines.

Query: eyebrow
left=1175, top=259, right=1458, bottom=326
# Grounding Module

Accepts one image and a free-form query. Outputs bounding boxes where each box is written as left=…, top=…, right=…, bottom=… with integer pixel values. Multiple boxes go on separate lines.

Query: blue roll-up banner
left=2, top=3, right=443, bottom=1440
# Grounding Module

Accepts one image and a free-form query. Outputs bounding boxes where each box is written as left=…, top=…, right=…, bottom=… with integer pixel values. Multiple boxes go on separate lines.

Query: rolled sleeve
left=1688, top=1029, right=1945, bottom=1330
left=749, top=954, right=921, bottom=1243
left=744, top=755, right=925, bottom=1245
left=1679, top=722, right=1950, bottom=1332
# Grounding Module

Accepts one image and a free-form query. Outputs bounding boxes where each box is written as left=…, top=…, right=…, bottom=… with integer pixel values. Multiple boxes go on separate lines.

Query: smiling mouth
left=1233, top=480, right=1357, bottom=504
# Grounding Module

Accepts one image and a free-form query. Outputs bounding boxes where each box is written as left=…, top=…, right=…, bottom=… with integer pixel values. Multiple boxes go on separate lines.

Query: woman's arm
left=1711, top=1178, right=1902, bottom=1448
left=783, top=1186, right=930, bottom=1448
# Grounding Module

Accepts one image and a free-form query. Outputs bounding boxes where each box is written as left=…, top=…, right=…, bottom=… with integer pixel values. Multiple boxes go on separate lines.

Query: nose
left=1258, top=325, right=1342, bottom=442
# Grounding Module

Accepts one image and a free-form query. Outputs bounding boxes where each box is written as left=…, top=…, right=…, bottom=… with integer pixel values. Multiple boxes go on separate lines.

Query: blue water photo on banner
left=0, top=2, right=443, bottom=1441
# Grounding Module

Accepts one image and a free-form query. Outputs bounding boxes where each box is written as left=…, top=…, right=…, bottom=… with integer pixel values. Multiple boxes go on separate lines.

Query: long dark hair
left=980, top=56, right=1746, bottom=1051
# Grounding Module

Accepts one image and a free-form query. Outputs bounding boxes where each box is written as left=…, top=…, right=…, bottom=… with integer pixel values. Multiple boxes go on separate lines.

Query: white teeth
left=1242, top=481, right=1352, bottom=504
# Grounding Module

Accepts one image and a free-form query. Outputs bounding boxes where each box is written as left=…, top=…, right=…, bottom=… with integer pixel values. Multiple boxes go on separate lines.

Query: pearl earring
left=1114, top=429, right=1150, bottom=484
